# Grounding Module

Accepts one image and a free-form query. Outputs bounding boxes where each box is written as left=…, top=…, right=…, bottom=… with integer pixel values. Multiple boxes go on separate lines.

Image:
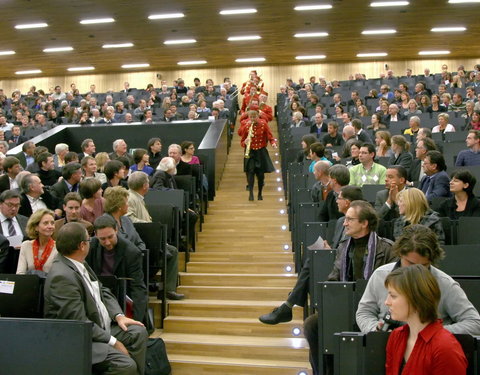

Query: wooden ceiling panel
left=0, top=0, right=478, bottom=79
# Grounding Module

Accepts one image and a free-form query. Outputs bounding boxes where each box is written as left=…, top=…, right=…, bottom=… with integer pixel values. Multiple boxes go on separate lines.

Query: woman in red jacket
left=384, top=264, right=467, bottom=375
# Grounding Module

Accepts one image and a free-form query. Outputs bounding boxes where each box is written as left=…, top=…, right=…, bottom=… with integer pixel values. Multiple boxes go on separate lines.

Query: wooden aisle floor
left=152, top=121, right=312, bottom=374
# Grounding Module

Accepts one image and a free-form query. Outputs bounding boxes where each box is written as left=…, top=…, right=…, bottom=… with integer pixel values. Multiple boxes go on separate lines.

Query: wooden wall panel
left=0, top=58, right=477, bottom=105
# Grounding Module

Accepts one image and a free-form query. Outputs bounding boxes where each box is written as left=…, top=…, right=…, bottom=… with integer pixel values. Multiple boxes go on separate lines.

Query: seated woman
left=432, top=113, right=456, bottom=133
left=438, top=169, right=480, bottom=219
left=180, top=141, right=200, bottom=165
left=129, top=148, right=154, bottom=176
left=333, top=105, right=344, bottom=120
left=393, top=188, right=445, bottom=243
left=95, top=152, right=110, bottom=174
left=79, top=178, right=105, bottom=224
left=419, top=94, right=431, bottom=113
left=196, top=99, right=211, bottom=119
left=385, top=265, right=467, bottom=374
left=296, top=134, right=317, bottom=163
left=403, top=99, right=422, bottom=117
left=356, top=104, right=369, bottom=118
left=403, top=116, right=421, bottom=137
left=150, top=157, right=177, bottom=190
left=345, top=141, right=362, bottom=168
left=367, top=113, right=387, bottom=133
left=389, top=135, right=413, bottom=173
left=16, top=209, right=57, bottom=274
left=399, top=92, right=410, bottom=112
left=466, top=110, right=480, bottom=131
left=375, top=130, right=393, bottom=158
left=427, top=94, right=447, bottom=113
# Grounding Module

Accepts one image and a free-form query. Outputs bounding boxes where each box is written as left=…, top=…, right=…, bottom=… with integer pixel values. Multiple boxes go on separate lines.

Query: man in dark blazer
left=317, top=165, right=350, bottom=222
left=374, top=166, right=408, bottom=221
left=19, top=174, right=61, bottom=217
left=15, top=141, right=35, bottom=169
left=51, top=162, right=82, bottom=202
left=0, top=156, right=21, bottom=193
left=352, top=119, right=373, bottom=144
left=385, top=103, right=406, bottom=126
left=86, top=216, right=147, bottom=322
left=168, top=144, right=192, bottom=176
left=409, top=137, right=437, bottom=183
left=6, top=125, right=28, bottom=147
left=44, top=222, right=148, bottom=374
left=0, top=190, right=28, bottom=273
left=419, top=150, right=451, bottom=201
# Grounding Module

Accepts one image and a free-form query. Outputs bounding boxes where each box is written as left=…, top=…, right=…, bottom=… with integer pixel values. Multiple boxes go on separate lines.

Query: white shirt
left=67, top=257, right=117, bottom=346
left=0, top=212, right=22, bottom=237
left=9, top=176, right=18, bottom=190
left=26, top=194, right=47, bottom=213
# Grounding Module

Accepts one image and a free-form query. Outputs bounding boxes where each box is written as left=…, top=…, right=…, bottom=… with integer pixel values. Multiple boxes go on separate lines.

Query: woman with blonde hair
left=385, top=265, right=467, bottom=374
left=432, top=113, right=456, bottom=133
left=389, top=135, right=413, bottom=172
left=375, top=130, right=393, bottom=157
left=16, top=209, right=57, bottom=274
left=403, top=99, right=422, bottom=116
left=95, top=152, right=110, bottom=173
left=392, top=188, right=445, bottom=243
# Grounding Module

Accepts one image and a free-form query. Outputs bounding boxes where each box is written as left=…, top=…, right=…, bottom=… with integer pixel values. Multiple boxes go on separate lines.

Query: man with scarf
left=304, top=200, right=395, bottom=375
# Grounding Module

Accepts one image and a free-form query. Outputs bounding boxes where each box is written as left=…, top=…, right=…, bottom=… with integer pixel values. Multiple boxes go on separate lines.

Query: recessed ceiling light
left=294, top=32, right=329, bottom=38
left=67, top=66, right=95, bottom=72
left=357, top=52, right=388, bottom=57
left=80, top=18, right=115, bottom=25
left=148, top=13, right=185, bottom=20
left=178, top=60, right=207, bottom=65
left=219, top=8, right=257, bottom=15
left=362, top=29, right=397, bottom=35
left=235, top=57, right=266, bottom=63
left=15, top=23, right=48, bottom=29
left=43, top=46, right=74, bottom=53
left=448, top=0, right=480, bottom=3
left=294, top=4, right=333, bottom=10
left=228, top=35, right=262, bottom=41
left=0, top=51, right=16, bottom=56
left=431, top=26, right=467, bottom=32
left=15, top=69, right=42, bottom=75
left=164, top=39, right=196, bottom=45
left=121, top=63, right=150, bottom=69
left=296, top=55, right=326, bottom=60
left=102, top=43, right=134, bottom=48
left=370, top=1, right=409, bottom=6
left=418, top=50, right=450, bottom=55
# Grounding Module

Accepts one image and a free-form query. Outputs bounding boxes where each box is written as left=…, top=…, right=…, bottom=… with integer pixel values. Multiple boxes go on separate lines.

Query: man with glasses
left=410, top=137, right=437, bottom=183
left=419, top=150, right=451, bottom=201
left=0, top=190, right=28, bottom=272
left=356, top=224, right=480, bottom=334
left=45, top=222, right=148, bottom=375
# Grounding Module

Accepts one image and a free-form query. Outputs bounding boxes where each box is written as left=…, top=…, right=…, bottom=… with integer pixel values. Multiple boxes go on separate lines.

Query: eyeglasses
left=344, top=216, right=360, bottom=223
left=83, top=238, right=91, bottom=243
left=3, top=202, right=21, bottom=208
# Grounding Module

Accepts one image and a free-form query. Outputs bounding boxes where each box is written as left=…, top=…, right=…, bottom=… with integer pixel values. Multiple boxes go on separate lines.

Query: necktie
left=422, top=176, right=431, bottom=195
left=6, top=218, right=16, bottom=236
left=81, top=265, right=111, bottom=332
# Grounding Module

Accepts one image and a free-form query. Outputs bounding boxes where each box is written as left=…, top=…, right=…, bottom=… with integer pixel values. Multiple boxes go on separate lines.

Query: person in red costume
left=259, top=94, right=273, bottom=122
left=384, top=264, right=467, bottom=375
left=240, top=108, right=277, bottom=201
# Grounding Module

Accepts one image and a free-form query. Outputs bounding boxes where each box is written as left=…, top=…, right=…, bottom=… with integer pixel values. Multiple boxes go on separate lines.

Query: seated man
left=317, top=164, right=350, bottom=222
left=356, top=224, right=480, bottom=335
left=150, top=157, right=177, bottom=190
left=126, top=171, right=182, bottom=300
left=102, top=160, right=129, bottom=191
left=168, top=144, right=192, bottom=176
left=455, top=130, right=480, bottom=167
left=322, top=121, right=344, bottom=147
left=104, top=184, right=183, bottom=300
left=51, top=162, right=83, bottom=201
left=44, top=222, right=148, bottom=375
left=36, top=152, right=62, bottom=187
left=0, top=156, right=21, bottom=193
left=86, top=216, right=148, bottom=322
left=311, top=161, right=331, bottom=202
left=374, top=165, right=408, bottom=221
left=349, top=143, right=387, bottom=187
left=419, top=150, right=451, bottom=201
left=19, top=174, right=61, bottom=217
left=109, top=139, right=133, bottom=166
left=54, top=192, right=93, bottom=238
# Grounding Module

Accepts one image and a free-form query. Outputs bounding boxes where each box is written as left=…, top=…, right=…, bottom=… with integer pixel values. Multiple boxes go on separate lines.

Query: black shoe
left=257, top=194, right=263, bottom=200
left=249, top=191, right=254, bottom=201
left=166, top=291, right=185, bottom=300
left=259, top=303, right=292, bottom=325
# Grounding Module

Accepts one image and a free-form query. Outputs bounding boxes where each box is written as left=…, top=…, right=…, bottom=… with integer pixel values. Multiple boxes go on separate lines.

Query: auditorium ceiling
left=0, top=0, right=479, bottom=78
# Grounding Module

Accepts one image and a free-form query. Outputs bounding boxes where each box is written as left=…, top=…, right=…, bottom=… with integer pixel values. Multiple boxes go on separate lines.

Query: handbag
left=145, top=338, right=171, bottom=375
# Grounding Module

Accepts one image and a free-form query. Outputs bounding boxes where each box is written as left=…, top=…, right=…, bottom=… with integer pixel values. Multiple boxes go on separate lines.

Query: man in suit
left=19, top=174, right=61, bottom=217
left=420, top=150, right=451, bottom=201
left=0, top=156, right=21, bottom=193
left=317, top=165, right=350, bottom=222
left=309, top=113, right=327, bottom=135
left=54, top=192, right=93, bottom=239
left=410, top=137, right=437, bottom=183
left=51, top=162, right=82, bottom=201
left=0, top=190, right=28, bottom=273
left=109, top=139, right=133, bottom=166
left=374, top=165, right=408, bottom=221
left=385, top=103, right=406, bottom=125
left=15, top=141, right=35, bottom=169
left=44, top=222, right=148, bottom=374
left=6, top=125, right=28, bottom=147
left=352, top=119, right=372, bottom=144
left=86, top=216, right=147, bottom=322
left=168, top=144, right=192, bottom=176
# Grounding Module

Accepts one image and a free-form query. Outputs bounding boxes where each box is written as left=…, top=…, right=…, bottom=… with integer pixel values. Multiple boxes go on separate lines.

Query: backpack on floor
left=145, top=338, right=171, bottom=375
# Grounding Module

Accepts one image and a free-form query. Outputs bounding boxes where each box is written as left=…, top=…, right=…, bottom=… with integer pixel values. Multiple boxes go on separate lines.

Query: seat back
left=0, top=274, right=44, bottom=318
left=440, top=245, right=480, bottom=276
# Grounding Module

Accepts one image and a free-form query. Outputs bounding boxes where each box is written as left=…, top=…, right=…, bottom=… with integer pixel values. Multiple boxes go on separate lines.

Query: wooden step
left=167, top=299, right=303, bottom=320
left=169, top=354, right=311, bottom=375
left=186, top=262, right=295, bottom=274
left=176, top=285, right=291, bottom=301
left=179, top=273, right=297, bottom=287
left=193, top=245, right=291, bottom=253
left=163, top=316, right=305, bottom=338
left=189, top=252, right=292, bottom=262
left=161, top=333, right=309, bottom=362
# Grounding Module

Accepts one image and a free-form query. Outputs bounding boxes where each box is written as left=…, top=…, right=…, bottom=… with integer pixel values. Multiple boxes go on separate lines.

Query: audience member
left=54, top=192, right=94, bottom=238
left=79, top=178, right=105, bottom=224
left=81, top=156, right=107, bottom=184
left=147, top=137, right=163, bottom=170
left=419, top=150, right=451, bottom=201
left=432, top=113, right=456, bottom=133
left=129, top=149, right=154, bottom=176
left=102, top=160, right=129, bottom=190
left=322, top=122, right=343, bottom=147
left=388, top=135, right=413, bottom=174
left=455, top=130, right=480, bottom=166
left=51, top=163, right=82, bottom=201
left=37, top=152, right=62, bottom=186
left=318, top=164, right=350, bottom=221
left=109, top=139, right=133, bottom=166
left=349, top=143, right=387, bottom=186
left=19, top=174, right=61, bottom=217
left=0, top=156, right=21, bottom=192
left=438, top=169, right=480, bottom=219
left=310, top=161, right=331, bottom=202
left=374, top=165, right=408, bottom=221
left=180, top=141, right=200, bottom=165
